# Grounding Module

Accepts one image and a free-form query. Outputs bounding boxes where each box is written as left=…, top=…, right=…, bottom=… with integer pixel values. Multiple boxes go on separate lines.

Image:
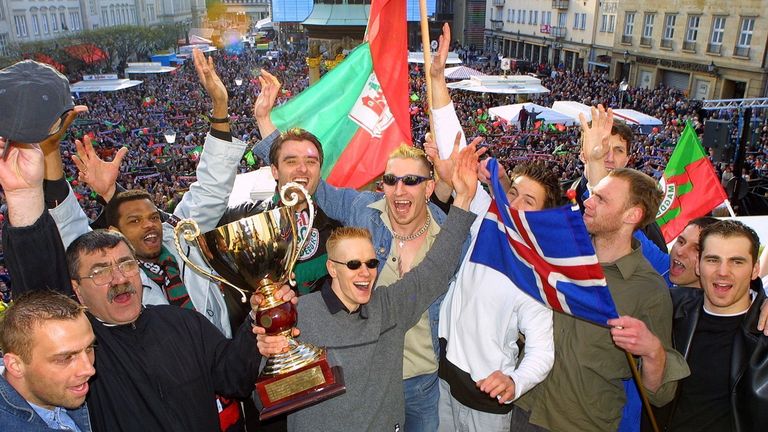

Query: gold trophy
left=174, top=182, right=345, bottom=420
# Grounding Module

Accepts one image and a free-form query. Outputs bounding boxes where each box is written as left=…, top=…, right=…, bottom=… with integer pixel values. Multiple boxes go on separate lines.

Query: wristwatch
left=208, top=114, right=230, bottom=123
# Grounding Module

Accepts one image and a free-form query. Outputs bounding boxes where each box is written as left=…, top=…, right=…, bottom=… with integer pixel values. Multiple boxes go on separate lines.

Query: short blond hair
left=326, top=227, right=373, bottom=257
left=388, top=144, right=433, bottom=177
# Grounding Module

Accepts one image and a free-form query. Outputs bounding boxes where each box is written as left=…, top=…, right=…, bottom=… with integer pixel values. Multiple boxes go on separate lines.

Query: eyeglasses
left=79, top=260, right=141, bottom=286
left=381, top=174, right=432, bottom=187
left=328, top=258, right=380, bottom=270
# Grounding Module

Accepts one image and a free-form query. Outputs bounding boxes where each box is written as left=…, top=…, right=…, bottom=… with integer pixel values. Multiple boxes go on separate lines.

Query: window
left=573, top=13, right=578, bottom=29
left=110, top=8, right=115, bottom=25
left=663, top=14, right=676, bottom=40
left=14, top=15, right=28, bottom=37
left=601, top=14, right=608, bottom=32
left=608, top=15, right=616, bottom=33
left=70, top=12, right=80, bottom=30
left=147, top=4, right=155, bottom=22
left=581, top=13, right=587, bottom=30
left=0, top=33, right=9, bottom=57
left=533, top=11, right=538, bottom=25
left=102, top=7, right=108, bottom=26
left=51, top=13, right=58, bottom=31
left=686, top=15, right=699, bottom=42
left=0, top=5, right=5, bottom=21
left=710, top=16, right=725, bottom=45
left=529, top=10, right=534, bottom=25
left=737, top=17, right=754, bottom=47
left=31, top=14, right=39, bottom=35
left=60, top=12, right=67, bottom=30
left=624, top=12, right=635, bottom=36
left=41, top=13, right=49, bottom=33
left=643, top=13, right=655, bottom=38
left=558, top=12, right=567, bottom=27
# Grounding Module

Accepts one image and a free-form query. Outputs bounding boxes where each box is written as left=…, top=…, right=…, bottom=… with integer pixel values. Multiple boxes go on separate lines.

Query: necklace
left=392, top=213, right=432, bottom=248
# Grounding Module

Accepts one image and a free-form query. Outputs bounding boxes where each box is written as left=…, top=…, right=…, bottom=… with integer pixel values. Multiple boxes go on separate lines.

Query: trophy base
left=255, top=354, right=346, bottom=421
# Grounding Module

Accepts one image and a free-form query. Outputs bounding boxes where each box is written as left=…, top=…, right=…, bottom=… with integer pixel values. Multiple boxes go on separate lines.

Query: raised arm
left=253, top=69, right=282, bottom=139
left=0, top=138, right=72, bottom=296
left=580, top=105, right=613, bottom=189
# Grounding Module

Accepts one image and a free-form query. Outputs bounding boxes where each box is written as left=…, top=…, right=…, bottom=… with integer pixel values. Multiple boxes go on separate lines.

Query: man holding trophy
left=252, top=142, right=481, bottom=431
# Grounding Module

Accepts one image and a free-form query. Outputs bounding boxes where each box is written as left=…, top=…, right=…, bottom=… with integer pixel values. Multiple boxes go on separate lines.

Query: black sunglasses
left=381, top=173, right=432, bottom=187
left=329, top=258, right=380, bottom=270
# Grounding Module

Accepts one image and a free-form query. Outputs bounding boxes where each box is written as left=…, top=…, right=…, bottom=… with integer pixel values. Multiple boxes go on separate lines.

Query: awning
left=447, top=74, right=549, bottom=95
left=444, top=65, right=486, bottom=80
left=303, top=4, right=369, bottom=26
left=489, top=103, right=577, bottom=126
left=409, top=52, right=462, bottom=64
left=587, top=61, right=610, bottom=68
left=551, top=101, right=592, bottom=125
left=125, top=62, right=176, bottom=74
left=70, top=79, right=142, bottom=93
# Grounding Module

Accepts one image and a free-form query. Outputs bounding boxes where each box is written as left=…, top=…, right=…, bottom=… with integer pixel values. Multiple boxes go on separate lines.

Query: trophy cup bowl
left=174, top=182, right=345, bottom=419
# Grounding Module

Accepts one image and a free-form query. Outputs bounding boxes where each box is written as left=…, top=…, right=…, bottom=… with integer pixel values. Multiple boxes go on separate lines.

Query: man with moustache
left=42, top=48, right=245, bottom=338
left=1, top=291, right=96, bottom=431
left=0, top=138, right=294, bottom=432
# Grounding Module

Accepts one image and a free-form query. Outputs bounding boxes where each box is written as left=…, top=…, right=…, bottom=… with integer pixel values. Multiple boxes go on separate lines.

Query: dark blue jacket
left=0, top=374, right=92, bottom=432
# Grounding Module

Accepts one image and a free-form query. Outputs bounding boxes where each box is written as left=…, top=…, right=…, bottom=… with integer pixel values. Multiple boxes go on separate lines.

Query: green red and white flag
left=656, top=122, right=727, bottom=242
left=271, top=0, right=410, bottom=188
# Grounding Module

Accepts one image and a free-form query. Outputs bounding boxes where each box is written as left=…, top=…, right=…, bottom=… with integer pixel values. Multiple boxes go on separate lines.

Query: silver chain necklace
left=392, top=213, right=432, bottom=248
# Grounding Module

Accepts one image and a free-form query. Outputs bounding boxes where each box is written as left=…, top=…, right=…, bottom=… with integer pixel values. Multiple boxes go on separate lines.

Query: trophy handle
left=173, top=218, right=249, bottom=303
left=280, top=182, right=316, bottom=287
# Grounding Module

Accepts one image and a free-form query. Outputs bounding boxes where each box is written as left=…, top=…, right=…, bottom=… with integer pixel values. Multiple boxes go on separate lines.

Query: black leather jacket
left=664, top=284, right=768, bottom=431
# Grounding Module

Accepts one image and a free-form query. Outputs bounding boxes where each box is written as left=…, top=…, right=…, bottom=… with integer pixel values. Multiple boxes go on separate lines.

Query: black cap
left=0, top=60, right=75, bottom=144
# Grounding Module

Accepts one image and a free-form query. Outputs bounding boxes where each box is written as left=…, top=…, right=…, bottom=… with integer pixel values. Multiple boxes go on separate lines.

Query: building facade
left=0, top=0, right=206, bottom=54
left=616, top=0, right=767, bottom=99
left=483, top=0, right=768, bottom=99
left=484, top=0, right=601, bottom=70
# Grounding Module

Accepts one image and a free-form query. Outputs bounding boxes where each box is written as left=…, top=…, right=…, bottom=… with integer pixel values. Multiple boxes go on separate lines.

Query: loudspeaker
left=703, top=120, right=731, bottom=163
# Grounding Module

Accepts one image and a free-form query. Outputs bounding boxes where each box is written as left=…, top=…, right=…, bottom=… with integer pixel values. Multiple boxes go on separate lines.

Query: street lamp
left=164, top=128, right=177, bottom=144
left=707, top=61, right=717, bottom=75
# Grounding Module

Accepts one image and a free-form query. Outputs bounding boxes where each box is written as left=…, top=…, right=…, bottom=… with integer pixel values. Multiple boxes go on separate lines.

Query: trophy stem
left=259, top=279, right=288, bottom=310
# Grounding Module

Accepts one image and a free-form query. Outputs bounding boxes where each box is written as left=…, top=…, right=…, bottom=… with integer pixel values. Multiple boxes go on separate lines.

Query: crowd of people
left=1, top=23, right=768, bottom=432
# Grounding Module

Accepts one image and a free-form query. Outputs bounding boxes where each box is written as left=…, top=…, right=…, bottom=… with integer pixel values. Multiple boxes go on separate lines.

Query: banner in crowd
left=271, top=0, right=410, bottom=188
left=656, top=122, right=727, bottom=242
left=470, top=159, right=618, bottom=326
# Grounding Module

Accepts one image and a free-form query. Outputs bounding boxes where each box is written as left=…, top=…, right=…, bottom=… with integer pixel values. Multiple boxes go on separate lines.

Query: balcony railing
left=621, top=34, right=632, bottom=44
left=491, top=20, right=503, bottom=31
left=660, top=39, right=673, bottom=49
left=640, top=36, right=653, bottom=47
left=682, top=41, right=696, bottom=52
left=552, top=0, right=569, bottom=9
left=551, top=26, right=567, bottom=38
left=493, top=0, right=505, bottom=6
left=706, top=43, right=722, bottom=54
left=734, top=46, right=750, bottom=58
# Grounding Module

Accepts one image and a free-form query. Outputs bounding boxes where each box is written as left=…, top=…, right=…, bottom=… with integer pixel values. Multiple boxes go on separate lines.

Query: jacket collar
left=0, top=373, right=43, bottom=424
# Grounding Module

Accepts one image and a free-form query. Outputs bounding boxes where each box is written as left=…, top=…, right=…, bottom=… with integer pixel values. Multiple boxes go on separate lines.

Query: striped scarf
left=140, top=246, right=194, bottom=310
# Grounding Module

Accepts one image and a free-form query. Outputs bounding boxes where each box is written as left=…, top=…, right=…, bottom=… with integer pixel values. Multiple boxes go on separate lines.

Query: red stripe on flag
left=326, top=125, right=404, bottom=188
left=367, top=0, right=411, bottom=144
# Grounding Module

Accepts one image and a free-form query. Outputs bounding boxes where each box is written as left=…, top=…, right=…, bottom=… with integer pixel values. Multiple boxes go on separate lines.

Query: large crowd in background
left=1, top=44, right=768, bottom=301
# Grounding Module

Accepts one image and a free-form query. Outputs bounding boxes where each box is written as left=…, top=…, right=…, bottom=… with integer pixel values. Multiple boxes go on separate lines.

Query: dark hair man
left=658, top=220, right=768, bottom=431
left=1, top=291, right=95, bottom=431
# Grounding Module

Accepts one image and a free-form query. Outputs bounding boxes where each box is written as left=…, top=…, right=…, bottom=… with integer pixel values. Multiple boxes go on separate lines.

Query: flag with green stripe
left=271, top=0, right=410, bottom=188
left=656, top=122, right=727, bottom=242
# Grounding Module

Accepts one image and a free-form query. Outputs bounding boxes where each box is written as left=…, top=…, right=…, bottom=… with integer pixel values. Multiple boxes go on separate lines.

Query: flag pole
left=625, top=352, right=660, bottom=432
left=418, top=0, right=434, bottom=137
left=723, top=199, right=737, bottom=217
